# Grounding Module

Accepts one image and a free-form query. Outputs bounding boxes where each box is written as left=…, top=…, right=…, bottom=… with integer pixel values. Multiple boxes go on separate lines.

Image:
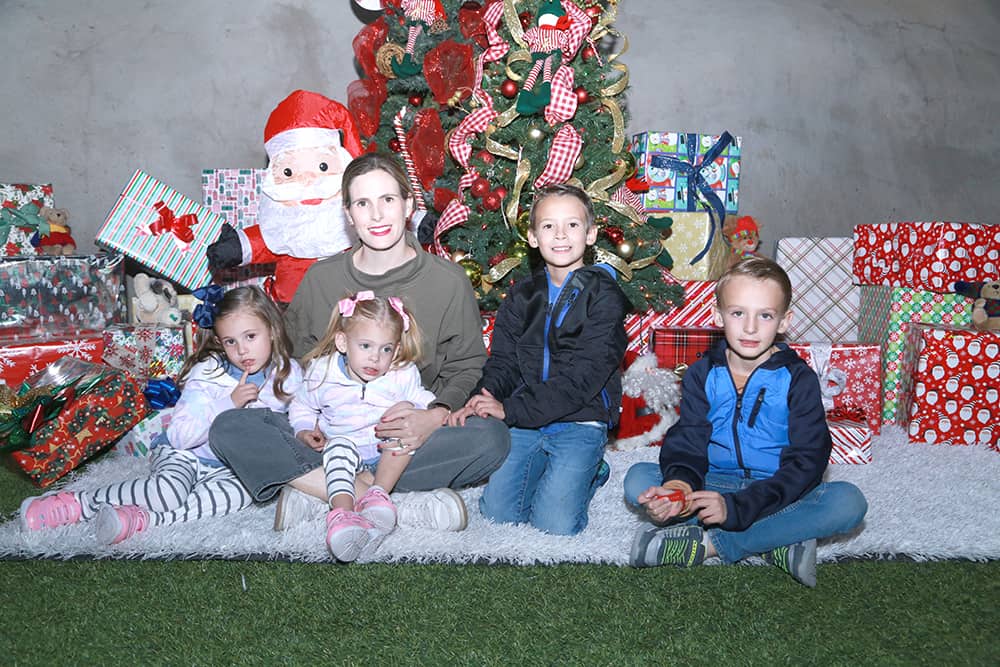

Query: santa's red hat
left=264, top=90, right=363, bottom=161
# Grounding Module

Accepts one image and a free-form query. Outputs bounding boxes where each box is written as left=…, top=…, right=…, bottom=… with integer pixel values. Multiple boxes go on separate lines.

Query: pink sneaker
left=355, top=486, right=397, bottom=533
left=325, top=508, right=378, bottom=562
left=19, top=492, right=82, bottom=531
left=96, top=505, right=150, bottom=545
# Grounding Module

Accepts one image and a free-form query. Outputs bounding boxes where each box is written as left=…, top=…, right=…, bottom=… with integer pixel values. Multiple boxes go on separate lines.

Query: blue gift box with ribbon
left=630, top=131, right=741, bottom=218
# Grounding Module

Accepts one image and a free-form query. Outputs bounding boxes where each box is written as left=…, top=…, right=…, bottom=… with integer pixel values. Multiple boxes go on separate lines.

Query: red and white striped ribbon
left=534, top=124, right=583, bottom=188
left=394, top=106, right=426, bottom=211
left=611, top=182, right=647, bottom=222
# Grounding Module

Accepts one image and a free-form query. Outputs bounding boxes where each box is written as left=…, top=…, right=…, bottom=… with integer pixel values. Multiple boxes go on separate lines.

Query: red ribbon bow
left=150, top=201, right=198, bottom=244
left=826, top=405, right=868, bottom=423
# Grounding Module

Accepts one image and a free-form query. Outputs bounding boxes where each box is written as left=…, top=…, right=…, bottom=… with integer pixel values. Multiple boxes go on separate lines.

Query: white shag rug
left=1, top=427, right=997, bottom=565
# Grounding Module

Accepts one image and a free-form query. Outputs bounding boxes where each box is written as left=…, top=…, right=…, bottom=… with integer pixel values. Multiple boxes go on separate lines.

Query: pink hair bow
left=388, top=297, right=410, bottom=332
left=338, top=290, right=375, bottom=318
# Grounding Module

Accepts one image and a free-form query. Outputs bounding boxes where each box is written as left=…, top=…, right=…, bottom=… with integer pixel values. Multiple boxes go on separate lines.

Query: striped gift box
left=97, top=170, right=225, bottom=290
left=625, top=281, right=719, bottom=352
left=776, top=237, right=859, bottom=341
left=828, top=418, right=872, bottom=464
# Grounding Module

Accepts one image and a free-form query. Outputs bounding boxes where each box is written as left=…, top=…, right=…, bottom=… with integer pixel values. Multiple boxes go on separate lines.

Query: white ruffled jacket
left=289, top=353, right=436, bottom=461
left=168, top=357, right=303, bottom=464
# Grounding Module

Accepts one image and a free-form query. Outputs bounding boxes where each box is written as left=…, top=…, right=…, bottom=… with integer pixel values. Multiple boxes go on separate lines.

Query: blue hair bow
left=192, top=284, right=225, bottom=329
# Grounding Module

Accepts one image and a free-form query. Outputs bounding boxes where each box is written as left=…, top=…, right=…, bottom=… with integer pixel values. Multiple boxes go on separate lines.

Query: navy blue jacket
left=474, top=265, right=630, bottom=429
left=660, top=340, right=832, bottom=532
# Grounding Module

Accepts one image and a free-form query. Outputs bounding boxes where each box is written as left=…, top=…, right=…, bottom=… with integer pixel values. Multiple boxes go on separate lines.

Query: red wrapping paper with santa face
left=787, top=341, right=883, bottom=435
left=898, top=323, right=1000, bottom=451
left=852, top=221, right=1000, bottom=293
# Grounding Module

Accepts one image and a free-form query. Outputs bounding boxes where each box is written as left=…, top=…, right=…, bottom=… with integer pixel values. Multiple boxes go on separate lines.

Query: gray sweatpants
left=208, top=408, right=510, bottom=502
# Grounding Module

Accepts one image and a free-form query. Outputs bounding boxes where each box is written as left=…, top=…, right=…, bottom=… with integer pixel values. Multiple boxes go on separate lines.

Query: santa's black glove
left=415, top=210, right=439, bottom=246
left=206, top=224, right=242, bottom=270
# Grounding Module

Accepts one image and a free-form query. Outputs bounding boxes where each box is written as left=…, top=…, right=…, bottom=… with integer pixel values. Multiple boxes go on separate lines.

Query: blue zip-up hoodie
left=660, top=340, right=832, bottom=532
left=474, top=264, right=630, bottom=429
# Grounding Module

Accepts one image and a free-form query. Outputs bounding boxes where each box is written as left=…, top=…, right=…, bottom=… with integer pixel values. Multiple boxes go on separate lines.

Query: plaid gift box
left=0, top=254, right=126, bottom=341
left=201, top=168, right=273, bottom=289
left=625, top=281, right=720, bottom=353
left=776, top=237, right=860, bottom=341
left=858, top=285, right=972, bottom=422
left=853, top=222, right=1000, bottom=293
left=113, top=408, right=172, bottom=457
left=2, top=183, right=54, bottom=256
left=652, top=327, right=726, bottom=371
left=898, top=323, right=1000, bottom=451
left=658, top=212, right=729, bottom=281
left=828, top=417, right=873, bottom=464
left=9, top=366, right=148, bottom=487
left=630, top=131, right=741, bottom=216
left=97, top=170, right=226, bottom=290
left=101, top=325, right=187, bottom=380
left=787, top=341, right=882, bottom=434
left=0, top=335, right=105, bottom=386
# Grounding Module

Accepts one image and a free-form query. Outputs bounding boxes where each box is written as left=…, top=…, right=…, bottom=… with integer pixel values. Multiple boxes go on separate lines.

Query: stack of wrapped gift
left=776, top=237, right=861, bottom=341
left=853, top=221, right=1000, bottom=449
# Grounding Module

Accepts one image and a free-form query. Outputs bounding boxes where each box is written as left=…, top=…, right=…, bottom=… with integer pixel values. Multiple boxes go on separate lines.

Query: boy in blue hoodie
left=625, top=257, right=867, bottom=586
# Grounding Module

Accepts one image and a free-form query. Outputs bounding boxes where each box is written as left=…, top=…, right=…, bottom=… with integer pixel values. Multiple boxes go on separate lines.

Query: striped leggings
left=322, top=437, right=367, bottom=503
left=75, top=446, right=253, bottom=527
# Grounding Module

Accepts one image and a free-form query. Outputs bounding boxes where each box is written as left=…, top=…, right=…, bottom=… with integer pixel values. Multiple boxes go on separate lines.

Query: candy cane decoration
left=394, top=106, right=426, bottom=212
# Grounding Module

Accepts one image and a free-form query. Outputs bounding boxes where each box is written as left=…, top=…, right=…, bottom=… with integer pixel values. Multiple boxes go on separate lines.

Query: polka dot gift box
left=897, top=323, right=1000, bottom=451
left=852, top=221, right=1000, bottom=294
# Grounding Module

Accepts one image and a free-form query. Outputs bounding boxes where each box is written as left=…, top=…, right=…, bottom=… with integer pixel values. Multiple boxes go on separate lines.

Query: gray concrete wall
left=2, top=0, right=998, bottom=253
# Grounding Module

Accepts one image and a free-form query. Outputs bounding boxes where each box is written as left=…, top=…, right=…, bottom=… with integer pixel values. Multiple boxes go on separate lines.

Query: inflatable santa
left=207, top=90, right=363, bottom=303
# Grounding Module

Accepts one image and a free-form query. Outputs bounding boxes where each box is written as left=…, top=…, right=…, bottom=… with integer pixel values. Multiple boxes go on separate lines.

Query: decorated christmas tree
left=348, top=0, right=682, bottom=312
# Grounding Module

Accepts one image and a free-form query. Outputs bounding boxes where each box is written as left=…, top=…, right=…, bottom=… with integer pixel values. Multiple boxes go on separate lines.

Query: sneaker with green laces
left=630, top=524, right=706, bottom=568
left=764, top=539, right=817, bottom=587
left=593, top=459, right=611, bottom=489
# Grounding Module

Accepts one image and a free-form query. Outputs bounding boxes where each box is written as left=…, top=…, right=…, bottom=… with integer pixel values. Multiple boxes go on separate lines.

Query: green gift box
left=858, top=286, right=972, bottom=422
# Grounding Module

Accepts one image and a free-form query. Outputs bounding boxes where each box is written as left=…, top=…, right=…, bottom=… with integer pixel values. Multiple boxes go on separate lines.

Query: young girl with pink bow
left=288, top=290, right=437, bottom=562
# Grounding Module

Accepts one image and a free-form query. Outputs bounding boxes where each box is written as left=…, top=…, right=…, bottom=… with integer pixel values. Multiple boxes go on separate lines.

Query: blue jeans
left=480, top=422, right=608, bottom=536
left=624, top=462, right=867, bottom=563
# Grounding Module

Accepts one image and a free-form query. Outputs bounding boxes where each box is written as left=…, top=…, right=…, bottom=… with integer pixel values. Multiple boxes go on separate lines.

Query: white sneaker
left=393, top=488, right=468, bottom=532
left=273, top=485, right=326, bottom=531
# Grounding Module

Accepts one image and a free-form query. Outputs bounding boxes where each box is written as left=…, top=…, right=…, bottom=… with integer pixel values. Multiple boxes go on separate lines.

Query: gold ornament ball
left=459, top=258, right=483, bottom=286
left=575, top=154, right=586, bottom=170
left=527, top=127, right=545, bottom=142
left=511, top=241, right=529, bottom=258
left=617, top=240, right=635, bottom=260
left=515, top=211, right=531, bottom=239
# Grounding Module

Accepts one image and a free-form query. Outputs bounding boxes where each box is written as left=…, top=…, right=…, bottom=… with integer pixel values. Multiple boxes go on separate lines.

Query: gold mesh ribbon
left=503, top=0, right=526, bottom=48
left=505, top=157, right=533, bottom=232
left=586, top=159, right=628, bottom=202
left=484, top=256, right=523, bottom=284
left=594, top=247, right=661, bottom=282
left=505, top=49, right=532, bottom=82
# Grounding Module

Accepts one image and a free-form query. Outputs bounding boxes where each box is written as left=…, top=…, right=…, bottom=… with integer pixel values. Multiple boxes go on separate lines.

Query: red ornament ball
left=574, top=86, right=590, bottom=104
left=475, top=149, right=495, bottom=164
left=408, top=93, right=424, bottom=107
left=461, top=1, right=482, bottom=10
left=388, top=137, right=401, bottom=152
left=585, top=6, right=603, bottom=23
left=483, top=191, right=503, bottom=211
left=500, top=78, right=519, bottom=99
left=518, top=11, right=532, bottom=29
left=581, top=45, right=596, bottom=62
left=470, top=177, right=491, bottom=199
left=493, top=185, right=508, bottom=200
left=605, top=226, right=624, bottom=245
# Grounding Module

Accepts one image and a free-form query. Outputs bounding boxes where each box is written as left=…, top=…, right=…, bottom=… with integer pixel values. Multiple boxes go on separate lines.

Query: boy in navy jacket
left=624, top=257, right=867, bottom=586
left=450, top=184, right=630, bottom=535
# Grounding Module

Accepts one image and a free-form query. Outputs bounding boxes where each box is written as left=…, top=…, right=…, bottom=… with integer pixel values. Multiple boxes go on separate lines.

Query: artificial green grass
left=2, top=461, right=998, bottom=665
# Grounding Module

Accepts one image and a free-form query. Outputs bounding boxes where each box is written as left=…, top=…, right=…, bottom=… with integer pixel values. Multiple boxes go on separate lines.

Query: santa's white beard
left=257, top=196, right=355, bottom=258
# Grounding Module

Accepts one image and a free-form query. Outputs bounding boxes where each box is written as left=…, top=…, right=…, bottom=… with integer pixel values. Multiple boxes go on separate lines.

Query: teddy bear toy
left=131, top=273, right=182, bottom=326
left=32, top=206, right=77, bottom=255
left=722, top=215, right=761, bottom=267
left=954, top=280, right=1000, bottom=331
left=612, top=352, right=682, bottom=451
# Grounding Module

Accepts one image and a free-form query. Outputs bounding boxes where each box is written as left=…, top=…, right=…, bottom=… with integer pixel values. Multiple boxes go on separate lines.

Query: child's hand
left=231, top=369, right=260, bottom=408
left=447, top=405, right=476, bottom=427
left=296, top=420, right=327, bottom=451
left=687, top=491, right=727, bottom=526
left=638, top=485, right=688, bottom=524
left=466, top=389, right=505, bottom=421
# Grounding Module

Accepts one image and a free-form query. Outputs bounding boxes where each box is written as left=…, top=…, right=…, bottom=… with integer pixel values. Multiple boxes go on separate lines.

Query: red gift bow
left=826, top=405, right=868, bottom=423
left=150, top=201, right=198, bottom=244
